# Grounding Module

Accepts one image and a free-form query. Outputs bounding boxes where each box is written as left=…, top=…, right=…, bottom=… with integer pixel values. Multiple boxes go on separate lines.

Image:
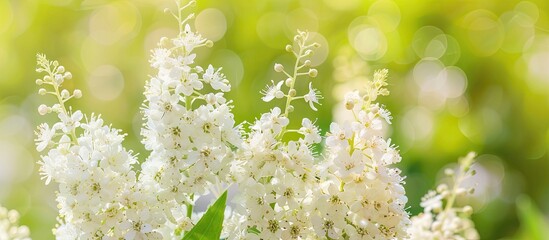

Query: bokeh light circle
left=88, top=1, right=141, bottom=45
left=195, top=8, right=227, bottom=42
left=461, top=9, right=504, bottom=56
left=257, top=12, right=287, bottom=49
left=87, top=65, right=125, bottom=101
left=368, top=0, right=401, bottom=32
left=348, top=18, right=387, bottom=61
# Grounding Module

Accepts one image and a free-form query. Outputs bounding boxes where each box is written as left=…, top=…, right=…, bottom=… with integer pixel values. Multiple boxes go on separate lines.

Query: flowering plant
left=19, top=1, right=482, bottom=239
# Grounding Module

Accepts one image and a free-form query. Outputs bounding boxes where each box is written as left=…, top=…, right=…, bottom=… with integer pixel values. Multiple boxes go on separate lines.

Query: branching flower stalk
left=407, top=152, right=479, bottom=240
left=36, top=54, right=163, bottom=239
left=139, top=0, right=240, bottom=238
left=228, top=31, right=322, bottom=239
left=313, top=69, right=410, bottom=239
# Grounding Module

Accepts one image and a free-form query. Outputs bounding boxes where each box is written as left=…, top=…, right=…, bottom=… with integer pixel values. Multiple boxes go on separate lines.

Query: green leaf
left=182, top=190, right=228, bottom=240
left=516, top=195, right=549, bottom=240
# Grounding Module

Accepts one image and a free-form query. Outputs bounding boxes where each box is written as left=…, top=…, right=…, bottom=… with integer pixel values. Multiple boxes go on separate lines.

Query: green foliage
left=182, top=190, right=228, bottom=240
left=516, top=195, right=549, bottom=240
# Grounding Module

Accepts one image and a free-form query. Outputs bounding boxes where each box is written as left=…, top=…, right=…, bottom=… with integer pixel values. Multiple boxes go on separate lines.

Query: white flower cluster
left=312, top=69, right=409, bottom=239
left=0, top=205, right=30, bottom=240
left=35, top=54, right=162, bottom=239
left=407, top=152, right=479, bottom=240
left=139, top=0, right=240, bottom=237
left=33, top=1, right=480, bottom=239
left=229, top=31, right=322, bottom=239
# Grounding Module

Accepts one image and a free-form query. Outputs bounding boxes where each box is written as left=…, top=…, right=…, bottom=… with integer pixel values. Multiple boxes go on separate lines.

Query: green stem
left=187, top=194, right=194, bottom=219
left=277, top=43, right=304, bottom=140
left=47, top=67, right=78, bottom=142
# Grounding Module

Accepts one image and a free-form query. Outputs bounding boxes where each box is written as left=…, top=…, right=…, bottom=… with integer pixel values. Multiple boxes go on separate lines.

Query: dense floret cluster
left=30, top=1, right=479, bottom=239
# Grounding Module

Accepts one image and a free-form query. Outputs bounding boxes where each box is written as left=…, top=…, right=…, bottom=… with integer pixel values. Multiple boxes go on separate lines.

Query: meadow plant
left=407, top=152, right=479, bottom=240
left=27, top=1, right=480, bottom=239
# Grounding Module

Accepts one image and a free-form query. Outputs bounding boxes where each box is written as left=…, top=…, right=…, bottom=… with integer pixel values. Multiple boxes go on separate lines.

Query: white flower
left=326, top=122, right=351, bottom=149
left=335, top=151, right=364, bottom=177
left=344, top=90, right=362, bottom=110
left=261, top=80, right=284, bottom=102
left=35, top=123, right=56, bottom=152
left=259, top=107, right=289, bottom=134
left=177, top=72, right=203, bottom=96
left=303, top=82, right=322, bottom=111
left=408, top=153, right=479, bottom=240
left=203, top=65, right=230, bottom=92
left=150, top=48, right=171, bottom=69
left=377, top=104, right=392, bottom=124
left=56, top=110, right=83, bottom=133
left=298, top=118, right=321, bottom=144
left=173, top=24, right=207, bottom=52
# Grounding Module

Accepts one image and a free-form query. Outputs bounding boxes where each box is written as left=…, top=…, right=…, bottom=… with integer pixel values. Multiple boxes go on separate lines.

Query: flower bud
left=345, top=101, right=354, bottom=110
left=303, top=60, right=311, bottom=67
left=444, top=168, right=454, bottom=176
left=288, top=89, right=296, bottom=97
left=61, top=89, right=70, bottom=99
left=275, top=91, right=284, bottom=99
left=35, top=79, right=43, bottom=85
left=285, top=45, right=293, bottom=52
left=285, top=78, right=293, bottom=87
left=57, top=66, right=65, bottom=73
left=51, top=104, right=62, bottom=113
left=73, top=89, right=82, bottom=98
left=287, top=105, right=294, bottom=112
left=308, top=69, right=318, bottom=78
left=205, top=40, right=214, bottom=48
left=38, top=104, right=49, bottom=115
left=463, top=206, right=473, bottom=215
left=304, top=50, right=312, bottom=56
left=456, top=188, right=467, bottom=195
left=274, top=64, right=284, bottom=72
left=55, top=74, right=64, bottom=84
left=436, top=184, right=448, bottom=193
left=44, top=76, right=52, bottom=82
left=313, top=43, right=321, bottom=48
left=64, top=72, right=72, bottom=80
left=38, top=88, right=47, bottom=95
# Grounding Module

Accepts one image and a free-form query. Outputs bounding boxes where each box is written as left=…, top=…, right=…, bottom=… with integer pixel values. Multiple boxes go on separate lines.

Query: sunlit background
left=1, top=0, right=549, bottom=238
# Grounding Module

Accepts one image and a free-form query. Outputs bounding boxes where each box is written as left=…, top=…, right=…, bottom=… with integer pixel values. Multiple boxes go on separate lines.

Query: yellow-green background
left=1, top=0, right=548, bottom=238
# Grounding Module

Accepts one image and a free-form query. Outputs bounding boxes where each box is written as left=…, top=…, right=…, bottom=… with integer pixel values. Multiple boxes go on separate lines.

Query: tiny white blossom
left=298, top=118, right=321, bottom=144
left=35, top=123, right=56, bottom=152
left=261, top=80, right=284, bottom=102
left=203, top=65, right=230, bottom=92
left=303, top=82, right=322, bottom=111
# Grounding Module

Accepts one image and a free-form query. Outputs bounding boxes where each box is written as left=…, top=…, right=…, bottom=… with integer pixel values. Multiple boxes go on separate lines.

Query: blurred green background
left=1, top=0, right=549, bottom=238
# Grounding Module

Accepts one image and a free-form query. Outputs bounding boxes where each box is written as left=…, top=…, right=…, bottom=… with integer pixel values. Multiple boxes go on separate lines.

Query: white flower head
left=173, top=24, right=207, bottom=52
left=203, top=65, right=230, bottom=92
left=304, top=82, right=322, bottom=111
left=298, top=118, right=321, bottom=144
left=150, top=48, right=171, bottom=69
left=261, top=80, right=284, bottom=102
left=35, top=123, right=56, bottom=152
